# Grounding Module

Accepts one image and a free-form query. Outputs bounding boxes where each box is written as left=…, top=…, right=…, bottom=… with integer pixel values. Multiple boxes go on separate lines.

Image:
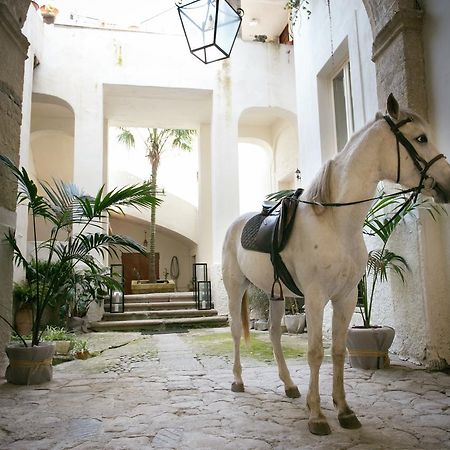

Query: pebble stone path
left=0, top=329, right=449, bottom=450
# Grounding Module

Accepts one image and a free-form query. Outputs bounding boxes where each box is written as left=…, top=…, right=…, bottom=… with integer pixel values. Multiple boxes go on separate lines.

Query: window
left=332, top=62, right=354, bottom=152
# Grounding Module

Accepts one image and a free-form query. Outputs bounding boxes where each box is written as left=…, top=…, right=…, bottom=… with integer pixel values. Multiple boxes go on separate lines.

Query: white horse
left=222, top=94, right=450, bottom=435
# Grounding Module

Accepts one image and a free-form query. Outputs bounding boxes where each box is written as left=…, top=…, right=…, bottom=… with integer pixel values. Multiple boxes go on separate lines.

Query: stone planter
left=5, top=342, right=55, bottom=385
left=284, top=314, right=306, bottom=334
left=254, top=319, right=268, bottom=331
left=346, top=326, right=395, bottom=369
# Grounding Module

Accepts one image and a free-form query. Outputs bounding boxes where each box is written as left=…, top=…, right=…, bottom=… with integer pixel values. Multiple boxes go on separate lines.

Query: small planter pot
left=346, top=326, right=395, bottom=369
left=54, top=340, right=73, bottom=355
left=284, top=314, right=306, bottom=334
left=75, top=350, right=90, bottom=360
left=5, top=342, right=55, bottom=385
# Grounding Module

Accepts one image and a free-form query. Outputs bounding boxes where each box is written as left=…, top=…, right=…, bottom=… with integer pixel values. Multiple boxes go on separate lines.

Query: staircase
left=89, top=291, right=228, bottom=332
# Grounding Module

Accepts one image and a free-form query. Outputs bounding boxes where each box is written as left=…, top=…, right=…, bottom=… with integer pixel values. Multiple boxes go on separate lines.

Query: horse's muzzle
left=434, top=180, right=450, bottom=203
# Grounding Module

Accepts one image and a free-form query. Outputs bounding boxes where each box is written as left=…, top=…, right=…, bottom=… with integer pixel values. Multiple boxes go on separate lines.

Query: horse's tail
left=242, top=290, right=250, bottom=344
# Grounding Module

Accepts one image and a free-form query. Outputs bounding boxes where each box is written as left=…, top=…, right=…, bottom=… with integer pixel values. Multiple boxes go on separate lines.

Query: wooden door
left=121, top=253, right=159, bottom=294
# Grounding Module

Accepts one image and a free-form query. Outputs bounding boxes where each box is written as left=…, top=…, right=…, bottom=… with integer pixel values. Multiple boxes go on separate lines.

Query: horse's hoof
left=338, top=411, right=361, bottom=429
left=231, top=382, right=245, bottom=393
left=285, top=386, right=300, bottom=398
left=308, top=419, right=331, bottom=436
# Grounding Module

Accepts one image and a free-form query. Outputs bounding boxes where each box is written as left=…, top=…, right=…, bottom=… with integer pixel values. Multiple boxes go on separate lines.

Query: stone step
left=89, top=315, right=229, bottom=332
left=101, top=309, right=219, bottom=321
left=105, top=301, right=197, bottom=312
left=124, top=292, right=194, bottom=303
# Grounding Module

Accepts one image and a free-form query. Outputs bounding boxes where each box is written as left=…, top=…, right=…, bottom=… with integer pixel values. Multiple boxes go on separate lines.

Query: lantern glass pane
left=179, top=0, right=216, bottom=50
left=216, top=0, right=241, bottom=55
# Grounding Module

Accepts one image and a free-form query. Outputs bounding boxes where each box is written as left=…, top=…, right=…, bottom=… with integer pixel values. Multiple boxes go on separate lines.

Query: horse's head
left=384, top=94, right=450, bottom=203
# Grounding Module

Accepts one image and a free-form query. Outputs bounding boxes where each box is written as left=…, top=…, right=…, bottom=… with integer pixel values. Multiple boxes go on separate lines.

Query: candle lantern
left=109, top=264, right=124, bottom=313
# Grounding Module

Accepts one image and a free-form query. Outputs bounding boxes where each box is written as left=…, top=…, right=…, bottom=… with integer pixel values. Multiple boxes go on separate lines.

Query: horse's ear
left=387, top=93, right=400, bottom=119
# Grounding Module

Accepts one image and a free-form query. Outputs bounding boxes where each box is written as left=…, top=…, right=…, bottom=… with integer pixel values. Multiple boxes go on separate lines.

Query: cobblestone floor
left=0, top=329, right=449, bottom=449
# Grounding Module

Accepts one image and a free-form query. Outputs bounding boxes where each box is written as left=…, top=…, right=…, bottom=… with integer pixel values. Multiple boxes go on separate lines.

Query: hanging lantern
left=177, top=0, right=244, bottom=64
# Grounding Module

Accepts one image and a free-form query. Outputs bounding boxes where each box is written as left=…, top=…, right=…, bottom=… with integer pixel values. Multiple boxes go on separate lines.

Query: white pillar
left=210, top=69, right=240, bottom=313
left=73, top=85, right=104, bottom=195
left=197, top=123, right=213, bottom=264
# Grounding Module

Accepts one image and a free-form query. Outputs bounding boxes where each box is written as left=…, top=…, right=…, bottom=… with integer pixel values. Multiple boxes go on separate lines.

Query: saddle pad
left=241, top=213, right=272, bottom=253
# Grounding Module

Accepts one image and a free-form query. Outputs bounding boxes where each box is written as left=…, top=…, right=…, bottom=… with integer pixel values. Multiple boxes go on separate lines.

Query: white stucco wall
left=294, top=0, right=378, bottom=186
left=20, top=10, right=296, bottom=313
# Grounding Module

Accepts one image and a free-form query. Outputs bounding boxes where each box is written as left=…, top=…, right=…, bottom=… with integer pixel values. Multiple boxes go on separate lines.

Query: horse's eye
left=415, top=134, right=428, bottom=144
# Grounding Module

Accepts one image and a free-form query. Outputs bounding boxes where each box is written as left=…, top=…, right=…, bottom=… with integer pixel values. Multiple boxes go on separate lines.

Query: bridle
left=294, top=114, right=446, bottom=209
left=383, top=115, right=446, bottom=196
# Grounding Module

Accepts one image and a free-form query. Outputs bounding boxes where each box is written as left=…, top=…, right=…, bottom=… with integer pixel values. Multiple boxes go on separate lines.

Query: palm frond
left=90, top=183, right=161, bottom=216
left=266, top=190, right=295, bottom=202
left=117, top=127, right=136, bottom=148
left=367, top=249, right=409, bottom=283
left=0, top=155, right=52, bottom=219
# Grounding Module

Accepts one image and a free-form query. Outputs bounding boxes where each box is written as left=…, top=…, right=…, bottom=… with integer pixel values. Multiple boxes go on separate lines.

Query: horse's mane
left=305, top=159, right=334, bottom=215
left=304, top=113, right=382, bottom=215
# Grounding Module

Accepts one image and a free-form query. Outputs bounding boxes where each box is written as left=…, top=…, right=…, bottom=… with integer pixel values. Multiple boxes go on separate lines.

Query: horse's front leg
left=305, top=293, right=331, bottom=435
left=332, top=291, right=362, bottom=429
left=269, top=299, right=300, bottom=398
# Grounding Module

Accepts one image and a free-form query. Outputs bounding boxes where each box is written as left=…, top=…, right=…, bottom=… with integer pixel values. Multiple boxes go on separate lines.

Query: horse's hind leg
left=223, top=261, right=249, bottom=393
left=269, top=299, right=300, bottom=398
left=229, top=286, right=248, bottom=393
left=332, top=291, right=362, bottom=429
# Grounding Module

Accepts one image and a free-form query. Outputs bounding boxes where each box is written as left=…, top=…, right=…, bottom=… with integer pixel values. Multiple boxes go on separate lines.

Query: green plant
left=117, top=127, right=196, bottom=282
left=285, top=0, right=311, bottom=28
left=40, top=4, right=58, bottom=14
left=0, top=154, right=159, bottom=347
left=285, top=297, right=304, bottom=315
left=73, top=339, right=89, bottom=353
left=41, top=326, right=74, bottom=341
left=12, top=280, right=35, bottom=311
left=359, top=191, right=444, bottom=327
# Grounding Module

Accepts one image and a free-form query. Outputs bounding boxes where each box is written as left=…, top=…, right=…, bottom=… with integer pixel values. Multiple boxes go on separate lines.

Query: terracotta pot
left=39, top=5, right=59, bottom=24
left=5, top=342, right=55, bottom=385
left=14, top=305, right=33, bottom=336
left=75, top=350, right=89, bottom=360
left=346, top=326, right=395, bottom=369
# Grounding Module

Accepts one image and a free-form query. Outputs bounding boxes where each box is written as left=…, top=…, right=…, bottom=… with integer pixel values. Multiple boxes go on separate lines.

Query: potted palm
left=0, top=154, right=159, bottom=384
left=346, top=191, right=442, bottom=369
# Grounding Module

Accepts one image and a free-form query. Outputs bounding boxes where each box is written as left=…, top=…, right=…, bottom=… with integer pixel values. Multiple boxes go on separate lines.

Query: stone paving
left=0, top=329, right=449, bottom=450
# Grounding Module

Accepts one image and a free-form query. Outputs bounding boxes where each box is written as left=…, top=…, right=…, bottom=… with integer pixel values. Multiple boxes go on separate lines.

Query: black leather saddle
left=241, top=189, right=304, bottom=297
